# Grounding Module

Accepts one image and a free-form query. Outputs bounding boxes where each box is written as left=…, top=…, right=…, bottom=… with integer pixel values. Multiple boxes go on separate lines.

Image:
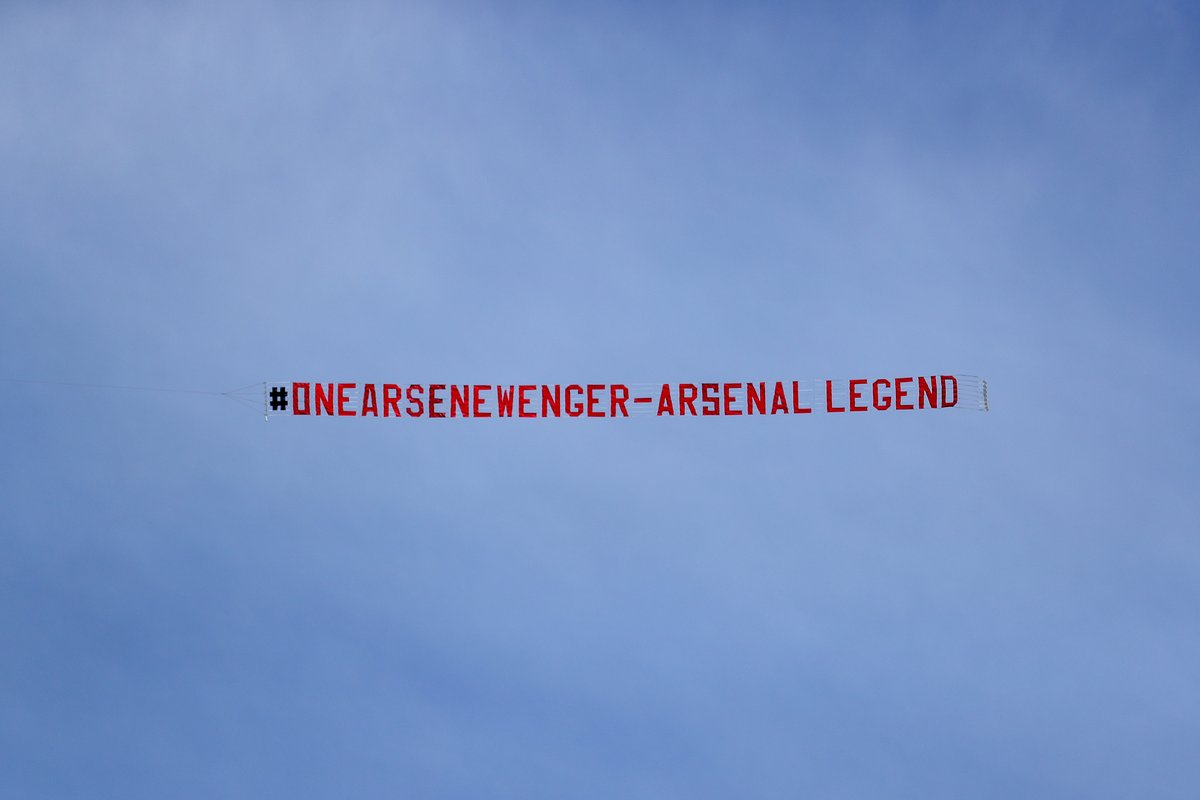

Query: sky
left=1, top=1, right=1198, bottom=797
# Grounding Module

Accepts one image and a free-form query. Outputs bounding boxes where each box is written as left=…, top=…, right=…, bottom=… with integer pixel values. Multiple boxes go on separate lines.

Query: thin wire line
left=222, top=381, right=265, bottom=395
left=223, top=394, right=261, bottom=410
left=0, top=378, right=226, bottom=396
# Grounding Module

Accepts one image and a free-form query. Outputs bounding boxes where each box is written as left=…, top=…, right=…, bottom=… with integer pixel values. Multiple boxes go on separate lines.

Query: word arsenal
left=285, top=376, right=961, bottom=418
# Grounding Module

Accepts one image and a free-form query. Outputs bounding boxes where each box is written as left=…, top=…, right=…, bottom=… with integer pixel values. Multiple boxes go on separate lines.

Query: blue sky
left=2, top=2, right=1198, bottom=797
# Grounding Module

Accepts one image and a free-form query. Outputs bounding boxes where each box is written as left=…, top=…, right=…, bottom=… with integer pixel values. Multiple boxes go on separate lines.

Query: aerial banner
left=260, top=375, right=988, bottom=420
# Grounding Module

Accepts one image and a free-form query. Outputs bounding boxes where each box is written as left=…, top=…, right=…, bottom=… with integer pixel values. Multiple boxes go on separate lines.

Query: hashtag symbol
left=269, top=386, right=288, bottom=411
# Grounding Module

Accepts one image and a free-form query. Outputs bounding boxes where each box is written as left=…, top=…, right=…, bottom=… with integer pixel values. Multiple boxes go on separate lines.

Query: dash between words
left=285, top=376, right=961, bottom=418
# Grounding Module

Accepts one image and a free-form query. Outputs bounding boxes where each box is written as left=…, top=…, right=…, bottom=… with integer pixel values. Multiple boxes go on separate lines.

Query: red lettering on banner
left=770, top=382, right=788, bottom=414
left=825, top=381, right=845, bottom=413
left=518, top=385, right=536, bottom=418
left=361, top=383, right=379, bottom=416
left=496, top=386, right=515, bottom=417
left=679, top=384, right=698, bottom=416
left=428, top=384, right=446, bottom=418
left=723, top=383, right=742, bottom=415
left=542, top=385, right=561, bottom=417
left=337, top=383, right=355, bottom=416
left=473, top=384, right=491, bottom=417
left=792, top=381, right=812, bottom=414
left=657, top=384, right=674, bottom=416
left=849, top=379, right=867, bottom=412
left=941, top=375, right=958, bottom=408
left=566, top=385, right=584, bottom=417
left=747, top=382, right=766, bottom=415
left=407, top=384, right=425, bottom=417
left=918, top=376, right=937, bottom=409
left=383, top=384, right=402, bottom=416
left=701, top=383, right=719, bottom=416
left=872, top=379, right=892, bottom=411
left=895, top=377, right=913, bottom=410
left=314, top=383, right=335, bottom=416
left=587, top=385, right=603, bottom=417
left=279, top=375, right=974, bottom=421
left=450, top=385, right=470, bottom=417
left=611, top=384, right=630, bottom=417
left=293, top=383, right=311, bottom=415
left=405, top=383, right=424, bottom=417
